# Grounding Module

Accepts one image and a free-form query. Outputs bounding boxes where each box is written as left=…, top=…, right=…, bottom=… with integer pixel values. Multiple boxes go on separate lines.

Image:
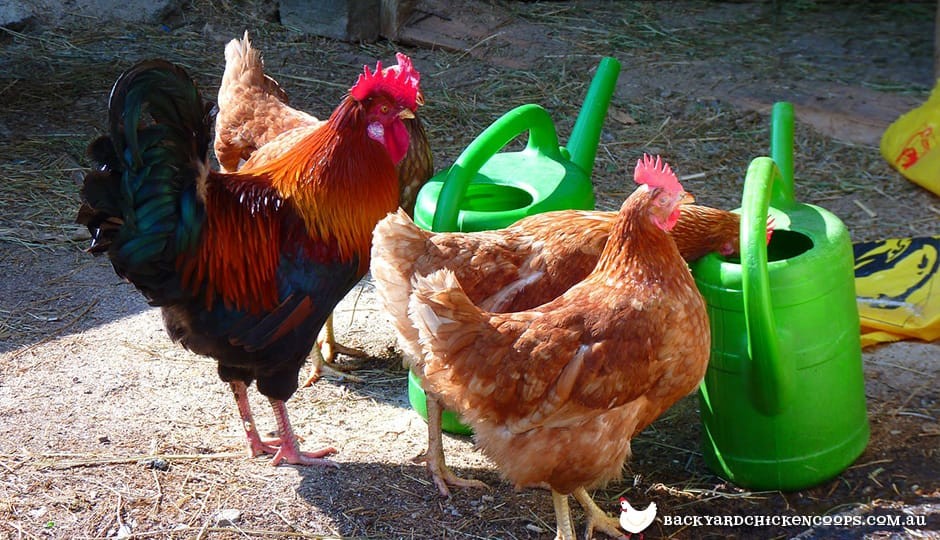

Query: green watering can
left=413, top=56, right=620, bottom=232
left=691, top=102, right=870, bottom=491
left=408, top=57, right=621, bottom=434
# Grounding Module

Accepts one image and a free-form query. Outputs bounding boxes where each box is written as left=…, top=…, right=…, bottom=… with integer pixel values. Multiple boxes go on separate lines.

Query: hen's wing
left=372, top=209, right=611, bottom=363
left=407, top=268, right=700, bottom=431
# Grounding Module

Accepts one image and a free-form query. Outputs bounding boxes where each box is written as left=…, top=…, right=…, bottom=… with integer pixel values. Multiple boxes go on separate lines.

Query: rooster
left=372, top=203, right=770, bottom=496
left=77, top=55, right=422, bottom=466
left=214, top=32, right=433, bottom=377
left=405, top=155, right=710, bottom=539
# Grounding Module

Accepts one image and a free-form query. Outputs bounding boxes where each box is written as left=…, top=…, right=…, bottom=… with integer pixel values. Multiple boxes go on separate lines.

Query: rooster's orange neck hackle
left=186, top=54, right=422, bottom=313
left=242, top=54, right=420, bottom=265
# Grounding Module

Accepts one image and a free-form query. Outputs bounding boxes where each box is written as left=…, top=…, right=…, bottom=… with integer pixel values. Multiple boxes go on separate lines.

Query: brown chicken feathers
left=372, top=196, right=768, bottom=499
left=398, top=155, right=711, bottom=539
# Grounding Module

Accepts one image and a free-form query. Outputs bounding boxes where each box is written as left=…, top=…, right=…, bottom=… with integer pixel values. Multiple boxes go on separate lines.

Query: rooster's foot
left=269, top=442, right=338, bottom=467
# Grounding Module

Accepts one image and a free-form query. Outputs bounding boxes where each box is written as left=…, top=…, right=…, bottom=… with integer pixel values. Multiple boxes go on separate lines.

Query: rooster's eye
left=380, top=105, right=389, bottom=114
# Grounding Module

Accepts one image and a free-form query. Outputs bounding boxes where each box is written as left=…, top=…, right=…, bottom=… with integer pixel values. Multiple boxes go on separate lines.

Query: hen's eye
left=380, top=105, right=389, bottom=114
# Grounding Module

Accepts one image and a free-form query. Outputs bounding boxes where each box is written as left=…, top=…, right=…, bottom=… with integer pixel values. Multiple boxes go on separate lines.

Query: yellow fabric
left=881, top=80, right=940, bottom=195
left=854, top=237, right=940, bottom=347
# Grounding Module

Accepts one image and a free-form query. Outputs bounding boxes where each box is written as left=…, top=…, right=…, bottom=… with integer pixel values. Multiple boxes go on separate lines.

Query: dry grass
left=0, top=1, right=937, bottom=539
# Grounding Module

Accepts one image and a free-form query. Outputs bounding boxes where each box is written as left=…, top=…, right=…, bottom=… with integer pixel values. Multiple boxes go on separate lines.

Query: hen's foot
left=320, top=339, right=370, bottom=363
left=413, top=450, right=488, bottom=497
left=573, top=487, right=624, bottom=539
left=414, top=396, right=487, bottom=497
left=320, top=313, right=369, bottom=362
left=552, top=490, right=576, bottom=540
left=301, top=342, right=365, bottom=387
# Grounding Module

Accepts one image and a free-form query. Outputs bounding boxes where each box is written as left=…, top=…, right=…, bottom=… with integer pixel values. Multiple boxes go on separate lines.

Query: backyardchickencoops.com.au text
left=662, top=513, right=927, bottom=528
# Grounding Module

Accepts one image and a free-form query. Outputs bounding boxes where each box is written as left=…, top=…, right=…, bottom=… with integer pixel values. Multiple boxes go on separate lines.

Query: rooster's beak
left=399, top=109, right=415, bottom=120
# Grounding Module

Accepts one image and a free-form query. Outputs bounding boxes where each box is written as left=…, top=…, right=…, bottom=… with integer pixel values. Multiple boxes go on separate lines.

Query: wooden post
left=935, top=0, right=940, bottom=81
left=279, top=0, right=380, bottom=42
left=380, top=0, right=415, bottom=40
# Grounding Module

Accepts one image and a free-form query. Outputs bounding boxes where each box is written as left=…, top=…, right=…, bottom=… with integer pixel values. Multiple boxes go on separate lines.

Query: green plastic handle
left=770, top=102, right=797, bottom=210
left=431, top=104, right=561, bottom=232
left=741, top=157, right=793, bottom=416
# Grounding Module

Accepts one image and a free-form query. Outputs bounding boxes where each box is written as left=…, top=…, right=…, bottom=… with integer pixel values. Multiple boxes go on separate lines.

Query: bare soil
left=0, top=1, right=938, bottom=539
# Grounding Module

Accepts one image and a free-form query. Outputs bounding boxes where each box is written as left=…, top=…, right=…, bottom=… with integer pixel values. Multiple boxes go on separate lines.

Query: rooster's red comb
left=349, top=53, right=421, bottom=110
left=634, top=154, right=682, bottom=193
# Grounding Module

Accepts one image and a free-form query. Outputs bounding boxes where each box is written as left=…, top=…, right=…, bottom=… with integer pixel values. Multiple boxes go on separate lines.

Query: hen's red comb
left=350, top=53, right=421, bottom=110
left=634, top=154, right=682, bottom=192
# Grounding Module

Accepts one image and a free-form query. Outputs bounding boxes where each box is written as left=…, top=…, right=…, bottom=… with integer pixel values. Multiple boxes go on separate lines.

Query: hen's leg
left=413, top=396, right=488, bottom=497
left=319, top=314, right=369, bottom=361
left=230, top=381, right=279, bottom=456
left=573, top=487, right=624, bottom=539
left=267, top=398, right=338, bottom=467
left=301, top=315, right=365, bottom=386
left=551, top=490, right=576, bottom=540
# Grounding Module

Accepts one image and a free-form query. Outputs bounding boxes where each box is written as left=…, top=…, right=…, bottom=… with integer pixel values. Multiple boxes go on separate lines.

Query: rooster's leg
left=267, top=398, right=338, bottom=467
left=413, top=396, right=488, bottom=497
left=572, top=487, right=624, bottom=539
left=551, top=490, right=576, bottom=540
left=230, top=381, right=280, bottom=457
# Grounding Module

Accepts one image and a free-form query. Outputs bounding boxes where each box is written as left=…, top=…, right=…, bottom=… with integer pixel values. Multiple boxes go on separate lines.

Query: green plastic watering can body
left=413, top=57, right=620, bottom=233
left=691, top=103, right=869, bottom=491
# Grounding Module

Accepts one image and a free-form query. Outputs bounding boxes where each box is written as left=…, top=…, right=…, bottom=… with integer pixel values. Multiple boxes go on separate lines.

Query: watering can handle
left=431, top=104, right=561, bottom=232
left=741, top=156, right=793, bottom=416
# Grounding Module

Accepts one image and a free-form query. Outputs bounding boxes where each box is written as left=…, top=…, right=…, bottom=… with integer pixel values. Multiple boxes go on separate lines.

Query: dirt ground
left=1, top=1, right=938, bottom=538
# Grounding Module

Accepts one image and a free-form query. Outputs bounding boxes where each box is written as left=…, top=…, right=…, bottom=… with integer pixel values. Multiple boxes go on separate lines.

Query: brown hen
left=403, top=155, right=710, bottom=539
left=372, top=201, right=766, bottom=496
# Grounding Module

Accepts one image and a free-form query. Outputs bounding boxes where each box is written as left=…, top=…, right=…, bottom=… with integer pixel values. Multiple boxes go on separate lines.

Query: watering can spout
left=770, top=102, right=797, bottom=210
left=565, top=57, right=621, bottom=176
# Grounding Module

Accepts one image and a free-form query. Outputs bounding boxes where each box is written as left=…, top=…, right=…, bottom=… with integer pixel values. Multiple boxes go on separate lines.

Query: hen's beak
left=680, top=191, right=695, bottom=205
left=399, top=108, right=415, bottom=120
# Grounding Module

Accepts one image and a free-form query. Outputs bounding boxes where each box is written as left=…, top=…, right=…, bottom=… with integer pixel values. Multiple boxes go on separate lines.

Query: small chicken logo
left=619, top=497, right=657, bottom=538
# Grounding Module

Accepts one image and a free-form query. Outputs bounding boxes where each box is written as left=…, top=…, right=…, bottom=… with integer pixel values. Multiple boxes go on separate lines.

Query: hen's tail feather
left=407, top=269, right=489, bottom=362
left=78, top=59, right=212, bottom=303
left=371, top=209, right=434, bottom=363
left=224, top=31, right=290, bottom=104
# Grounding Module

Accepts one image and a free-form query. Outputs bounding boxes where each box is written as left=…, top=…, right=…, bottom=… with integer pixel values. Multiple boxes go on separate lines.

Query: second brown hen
left=373, top=195, right=770, bottom=497
left=405, top=155, right=710, bottom=539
